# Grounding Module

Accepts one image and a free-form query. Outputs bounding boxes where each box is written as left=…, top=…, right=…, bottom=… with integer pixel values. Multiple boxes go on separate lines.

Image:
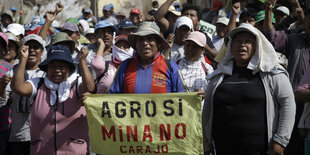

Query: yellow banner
left=84, top=93, right=203, bottom=155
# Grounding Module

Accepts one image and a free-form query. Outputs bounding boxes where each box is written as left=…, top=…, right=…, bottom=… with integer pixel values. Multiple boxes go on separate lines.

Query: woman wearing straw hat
left=108, top=22, right=188, bottom=93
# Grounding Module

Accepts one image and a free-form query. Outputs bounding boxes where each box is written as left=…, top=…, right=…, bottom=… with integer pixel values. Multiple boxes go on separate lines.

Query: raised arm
left=11, top=46, right=33, bottom=97
left=227, top=2, right=241, bottom=33
left=79, top=46, right=95, bottom=95
left=154, top=0, right=176, bottom=34
left=264, top=0, right=276, bottom=33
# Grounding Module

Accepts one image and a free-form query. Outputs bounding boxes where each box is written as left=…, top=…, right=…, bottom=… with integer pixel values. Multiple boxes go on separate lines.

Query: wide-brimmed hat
left=168, top=6, right=181, bottom=16
left=128, top=22, right=169, bottom=52
left=39, top=45, right=75, bottom=72
left=51, top=32, right=75, bottom=52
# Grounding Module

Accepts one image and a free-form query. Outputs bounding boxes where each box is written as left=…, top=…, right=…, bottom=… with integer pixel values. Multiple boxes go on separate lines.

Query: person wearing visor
left=11, top=45, right=95, bottom=154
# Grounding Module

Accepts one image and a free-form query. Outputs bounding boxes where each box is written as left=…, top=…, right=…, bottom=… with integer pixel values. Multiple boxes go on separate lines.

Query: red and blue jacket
left=108, top=53, right=188, bottom=93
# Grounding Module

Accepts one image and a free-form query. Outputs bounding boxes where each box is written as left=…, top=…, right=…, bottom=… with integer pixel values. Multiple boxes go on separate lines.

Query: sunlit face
left=96, top=27, right=114, bottom=48
left=231, top=32, right=256, bottom=67
left=182, top=9, right=199, bottom=28
left=216, top=23, right=226, bottom=38
left=25, top=40, right=43, bottom=66
left=47, top=60, right=71, bottom=84
left=136, top=35, right=158, bottom=61
left=2, top=41, right=18, bottom=63
left=175, top=25, right=191, bottom=45
left=184, top=40, right=204, bottom=62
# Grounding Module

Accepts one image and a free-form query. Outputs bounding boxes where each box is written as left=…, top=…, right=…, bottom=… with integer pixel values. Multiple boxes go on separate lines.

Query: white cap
left=216, top=17, right=229, bottom=26
left=79, top=19, right=90, bottom=33
left=84, top=28, right=95, bottom=35
left=6, top=23, right=25, bottom=36
left=276, top=6, right=290, bottom=16
left=173, top=16, right=194, bottom=33
left=168, top=5, right=181, bottom=16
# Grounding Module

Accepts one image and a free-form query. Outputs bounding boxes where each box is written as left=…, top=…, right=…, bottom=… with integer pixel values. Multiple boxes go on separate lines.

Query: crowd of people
left=0, top=0, right=309, bottom=154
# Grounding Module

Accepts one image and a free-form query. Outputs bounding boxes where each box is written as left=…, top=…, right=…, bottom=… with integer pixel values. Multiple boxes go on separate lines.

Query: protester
left=164, top=16, right=193, bottom=62
left=84, top=28, right=96, bottom=44
left=0, top=10, right=13, bottom=32
left=99, top=5, right=117, bottom=25
left=117, top=19, right=137, bottom=36
left=4, top=34, right=45, bottom=155
left=116, top=11, right=126, bottom=25
left=129, top=8, right=143, bottom=26
left=177, top=31, right=213, bottom=98
left=91, top=35, right=134, bottom=93
left=108, top=22, right=188, bottom=93
left=212, top=17, right=229, bottom=51
left=202, top=23, right=295, bottom=155
left=274, top=6, right=290, bottom=26
left=0, top=32, right=13, bottom=155
left=11, top=45, right=95, bottom=154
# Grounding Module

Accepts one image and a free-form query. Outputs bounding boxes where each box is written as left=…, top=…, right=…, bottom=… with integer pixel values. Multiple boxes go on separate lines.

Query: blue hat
left=102, top=5, right=112, bottom=11
left=10, top=7, right=17, bottom=11
left=109, top=4, right=114, bottom=8
left=118, top=19, right=137, bottom=29
left=39, top=45, right=75, bottom=72
left=31, top=16, right=45, bottom=26
left=94, top=20, right=118, bottom=32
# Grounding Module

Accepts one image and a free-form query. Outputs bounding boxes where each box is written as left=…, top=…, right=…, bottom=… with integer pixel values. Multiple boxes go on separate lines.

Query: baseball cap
left=61, top=22, right=79, bottom=32
left=168, top=6, right=181, bottom=16
left=94, top=20, right=118, bottom=32
left=211, top=0, right=223, bottom=11
left=118, top=19, right=137, bottom=29
left=130, top=8, right=141, bottom=14
left=84, top=28, right=95, bottom=35
left=103, top=5, right=112, bottom=11
left=0, top=32, right=9, bottom=48
left=173, top=16, right=194, bottom=33
left=276, top=6, right=290, bottom=16
left=10, top=7, right=17, bottom=11
left=6, top=23, right=25, bottom=36
left=23, top=34, right=45, bottom=47
left=109, top=4, right=114, bottom=9
left=84, top=9, right=92, bottom=14
left=216, top=17, right=229, bottom=26
left=185, top=31, right=206, bottom=47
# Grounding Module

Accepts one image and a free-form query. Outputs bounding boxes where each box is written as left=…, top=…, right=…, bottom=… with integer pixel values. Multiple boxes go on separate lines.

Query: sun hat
left=94, top=20, right=118, bottom=32
left=39, top=45, right=75, bottom=72
left=211, top=0, right=223, bottom=11
left=256, top=10, right=275, bottom=23
left=173, top=16, right=193, bottom=33
left=118, top=19, right=137, bottom=29
left=168, top=6, right=181, bottom=16
left=276, top=6, right=290, bottom=16
left=6, top=23, right=25, bottom=36
left=51, top=32, right=75, bottom=51
left=130, top=8, right=141, bottom=14
left=22, top=34, right=45, bottom=47
left=128, top=22, right=169, bottom=52
left=0, top=32, right=9, bottom=48
left=5, top=32, right=22, bottom=48
left=103, top=5, right=112, bottom=11
left=216, top=17, right=229, bottom=26
left=65, top=18, right=79, bottom=25
left=185, top=31, right=206, bottom=47
left=61, top=22, right=79, bottom=32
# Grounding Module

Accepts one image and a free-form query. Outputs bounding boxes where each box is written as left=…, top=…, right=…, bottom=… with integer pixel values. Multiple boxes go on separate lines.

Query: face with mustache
left=231, top=31, right=256, bottom=67
left=136, top=35, right=159, bottom=65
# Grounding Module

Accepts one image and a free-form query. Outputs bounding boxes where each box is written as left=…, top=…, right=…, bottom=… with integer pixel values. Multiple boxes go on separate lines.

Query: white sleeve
left=26, top=77, right=42, bottom=98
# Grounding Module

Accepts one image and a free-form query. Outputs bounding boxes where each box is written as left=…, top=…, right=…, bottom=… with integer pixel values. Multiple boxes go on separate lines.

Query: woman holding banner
left=11, top=45, right=95, bottom=154
left=202, top=23, right=295, bottom=155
